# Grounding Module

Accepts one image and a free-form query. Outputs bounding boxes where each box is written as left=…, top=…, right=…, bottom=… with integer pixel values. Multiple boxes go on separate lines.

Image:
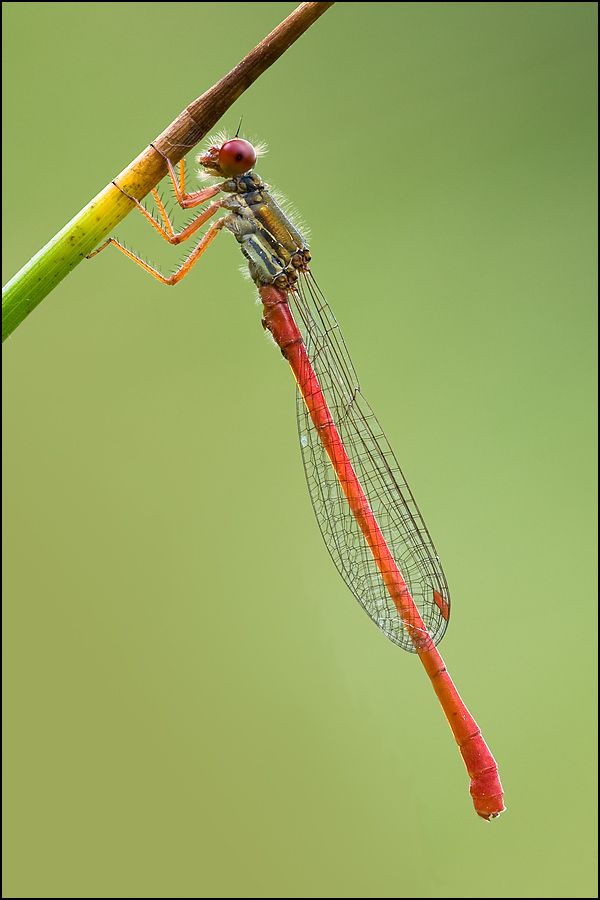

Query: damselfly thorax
left=218, top=171, right=311, bottom=289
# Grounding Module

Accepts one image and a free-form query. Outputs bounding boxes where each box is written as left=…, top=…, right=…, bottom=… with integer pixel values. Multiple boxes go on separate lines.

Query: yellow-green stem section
left=2, top=147, right=165, bottom=342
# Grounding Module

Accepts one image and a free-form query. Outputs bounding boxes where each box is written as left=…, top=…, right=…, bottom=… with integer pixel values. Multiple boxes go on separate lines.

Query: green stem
left=2, top=1, right=335, bottom=342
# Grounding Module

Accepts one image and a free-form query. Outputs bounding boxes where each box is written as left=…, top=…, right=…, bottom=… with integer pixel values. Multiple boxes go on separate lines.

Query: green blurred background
left=3, top=2, right=597, bottom=897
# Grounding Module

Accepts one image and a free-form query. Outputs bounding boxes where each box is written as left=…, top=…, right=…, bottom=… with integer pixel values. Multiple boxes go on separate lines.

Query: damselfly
left=89, top=136, right=504, bottom=819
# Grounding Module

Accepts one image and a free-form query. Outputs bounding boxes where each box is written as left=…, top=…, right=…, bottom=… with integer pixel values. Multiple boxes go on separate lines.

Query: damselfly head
left=198, top=138, right=257, bottom=178
left=197, top=134, right=267, bottom=179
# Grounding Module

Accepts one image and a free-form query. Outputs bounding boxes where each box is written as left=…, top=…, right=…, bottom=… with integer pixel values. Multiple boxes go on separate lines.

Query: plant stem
left=2, top=1, right=335, bottom=342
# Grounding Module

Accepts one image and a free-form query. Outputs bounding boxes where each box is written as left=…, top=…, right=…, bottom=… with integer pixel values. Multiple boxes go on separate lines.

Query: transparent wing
left=289, top=272, right=450, bottom=652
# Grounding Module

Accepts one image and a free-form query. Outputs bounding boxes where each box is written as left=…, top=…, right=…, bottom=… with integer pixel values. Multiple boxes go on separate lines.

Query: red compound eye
left=218, top=139, right=257, bottom=176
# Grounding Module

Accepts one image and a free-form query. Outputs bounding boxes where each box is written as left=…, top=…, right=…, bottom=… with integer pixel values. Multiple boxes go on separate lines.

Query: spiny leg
left=105, top=178, right=227, bottom=245
left=87, top=215, right=229, bottom=285
left=150, top=142, right=224, bottom=211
